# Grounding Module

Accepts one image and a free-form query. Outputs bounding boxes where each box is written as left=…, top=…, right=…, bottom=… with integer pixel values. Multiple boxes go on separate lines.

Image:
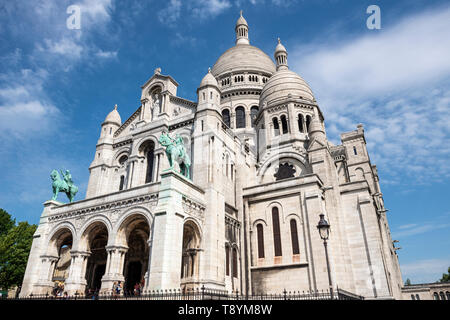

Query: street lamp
left=317, top=214, right=333, bottom=299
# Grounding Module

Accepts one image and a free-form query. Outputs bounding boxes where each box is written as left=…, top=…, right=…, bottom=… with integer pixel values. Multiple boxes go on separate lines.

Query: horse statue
left=50, top=169, right=78, bottom=203
left=158, top=132, right=191, bottom=179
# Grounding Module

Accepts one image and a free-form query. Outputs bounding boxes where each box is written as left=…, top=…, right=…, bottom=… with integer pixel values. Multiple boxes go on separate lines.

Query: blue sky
left=0, top=0, right=449, bottom=284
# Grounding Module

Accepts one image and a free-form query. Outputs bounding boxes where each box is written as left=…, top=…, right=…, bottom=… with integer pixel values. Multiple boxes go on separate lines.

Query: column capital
left=40, top=254, right=59, bottom=262
left=105, top=245, right=129, bottom=253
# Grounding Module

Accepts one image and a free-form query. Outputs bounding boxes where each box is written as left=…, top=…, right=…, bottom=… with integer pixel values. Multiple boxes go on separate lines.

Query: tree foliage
left=440, top=266, right=450, bottom=283
left=0, top=209, right=15, bottom=237
left=405, top=278, right=412, bottom=286
left=0, top=209, right=37, bottom=290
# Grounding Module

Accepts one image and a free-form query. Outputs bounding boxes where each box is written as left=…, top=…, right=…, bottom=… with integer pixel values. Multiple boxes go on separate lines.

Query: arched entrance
left=83, top=222, right=108, bottom=292
left=48, top=228, right=73, bottom=293
left=180, top=220, right=201, bottom=290
left=117, top=214, right=150, bottom=295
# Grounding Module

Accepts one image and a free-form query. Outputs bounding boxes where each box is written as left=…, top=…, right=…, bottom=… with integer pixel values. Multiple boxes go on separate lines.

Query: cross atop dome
left=235, top=10, right=249, bottom=45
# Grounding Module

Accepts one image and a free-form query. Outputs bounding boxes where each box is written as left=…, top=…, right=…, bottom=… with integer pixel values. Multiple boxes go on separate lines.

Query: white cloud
left=393, top=223, right=450, bottom=238
left=158, top=0, right=231, bottom=26
left=41, top=37, right=84, bottom=59
left=190, top=0, right=232, bottom=18
left=95, top=49, right=118, bottom=59
left=158, top=0, right=182, bottom=26
left=401, top=258, right=450, bottom=283
left=289, top=6, right=450, bottom=185
left=0, top=69, right=62, bottom=140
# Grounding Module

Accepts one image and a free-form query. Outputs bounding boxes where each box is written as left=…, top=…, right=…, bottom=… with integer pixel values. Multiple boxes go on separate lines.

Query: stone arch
left=113, top=147, right=131, bottom=166
left=78, top=216, right=112, bottom=251
left=222, top=108, right=231, bottom=127
left=134, top=136, right=159, bottom=155
left=257, top=152, right=310, bottom=184
left=79, top=219, right=110, bottom=292
left=235, top=106, right=246, bottom=129
left=115, top=212, right=152, bottom=294
left=354, top=167, right=365, bottom=181
left=180, top=219, right=202, bottom=285
left=47, top=222, right=77, bottom=255
left=138, top=139, right=156, bottom=184
left=252, top=218, right=268, bottom=228
left=113, top=208, right=154, bottom=243
left=46, top=225, right=75, bottom=285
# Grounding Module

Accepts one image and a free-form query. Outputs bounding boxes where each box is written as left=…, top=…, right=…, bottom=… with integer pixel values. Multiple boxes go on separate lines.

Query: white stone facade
left=21, top=12, right=403, bottom=299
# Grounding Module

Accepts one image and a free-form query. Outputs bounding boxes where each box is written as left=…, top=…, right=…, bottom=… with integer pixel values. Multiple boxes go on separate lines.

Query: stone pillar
left=65, top=251, right=91, bottom=295
left=35, top=255, right=59, bottom=294
left=20, top=200, right=63, bottom=297
left=101, top=245, right=128, bottom=293
left=148, top=170, right=199, bottom=290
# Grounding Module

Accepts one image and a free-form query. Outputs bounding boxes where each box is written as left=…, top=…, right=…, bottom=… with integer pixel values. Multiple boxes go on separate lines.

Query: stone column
left=148, top=170, right=194, bottom=290
left=35, top=255, right=59, bottom=294
left=101, top=245, right=128, bottom=293
left=65, top=251, right=91, bottom=295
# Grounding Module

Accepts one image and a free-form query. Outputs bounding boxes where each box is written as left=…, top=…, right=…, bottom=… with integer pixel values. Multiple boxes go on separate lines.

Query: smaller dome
left=199, top=68, right=219, bottom=88
left=275, top=38, right=287, bottom=55
left=104, top=104, right=121, bottom=126
left=236, top=10, right=248, bottom=27
left=260, top=69, right=315, bottom=104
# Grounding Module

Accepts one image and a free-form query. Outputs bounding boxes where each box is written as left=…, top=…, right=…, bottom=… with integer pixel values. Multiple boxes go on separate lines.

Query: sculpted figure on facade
left=50, top=169, right=78, bottom=202
left=158, top=131, right=191, bottom=179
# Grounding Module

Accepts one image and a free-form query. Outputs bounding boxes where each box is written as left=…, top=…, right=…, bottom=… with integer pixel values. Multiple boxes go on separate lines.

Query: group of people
left=112, top=278, right=145, bottom=297
left=51, top=282, right=68, bottom=299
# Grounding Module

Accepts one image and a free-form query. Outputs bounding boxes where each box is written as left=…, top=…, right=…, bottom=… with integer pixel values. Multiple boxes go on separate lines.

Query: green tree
left=0, top=209, right=15, bottom=237
left=405, top=278, right=412, bottom=286
left=0, top=221, right=37, bottom=290
left=440, top=266, right=450, bottom=282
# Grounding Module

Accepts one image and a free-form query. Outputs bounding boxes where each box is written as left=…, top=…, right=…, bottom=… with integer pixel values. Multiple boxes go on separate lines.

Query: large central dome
left=211, top=11, right=276, bottom=78
left=211, top=44, right=276, bottom=77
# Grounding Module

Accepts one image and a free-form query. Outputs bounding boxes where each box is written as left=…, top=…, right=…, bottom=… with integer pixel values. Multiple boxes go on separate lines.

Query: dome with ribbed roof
left=211, top=44, right=276, bottom=77
left=260, top=69, right=315, bottom=103
left=211, top=12, right=275, bottom=77
left=103, top=104, right=121, bottom=126
left=199, top=68, right=219, bottom=88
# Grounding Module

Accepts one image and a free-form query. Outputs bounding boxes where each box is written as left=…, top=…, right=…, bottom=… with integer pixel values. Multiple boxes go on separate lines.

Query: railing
left=9, top=287, right=364, bottom=300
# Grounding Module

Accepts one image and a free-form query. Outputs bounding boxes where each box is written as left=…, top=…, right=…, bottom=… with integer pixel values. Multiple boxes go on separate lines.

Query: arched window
left=225, top=245, right=230, bottom=276
left=440, top=292, right=446, bottom=300
left=433, top=292, right=439, bottom=300
left=256, top=224, right=264, bottom=259
left=416, top=294, right=420, bottom=300
left=298, top=114, right=304, bottom=133
left=353, top=146, right=358, bottom=155
left=290, top=219, right=300, bottom=255
left=446, top=291, right=450, bottom=300
left=273, top=117, right=280, bottom=136
left=306, top=115, right=311, bottom=132
left=222, top=109, right=231, bottom=127
left=272, top=207, right=282, bottom=257
left=145, top=147, right=154, bottom=183
left=232, top=248, right=238, bottom=278
left=281, top=115, right=288, bottom=134
left=235, top=107, right=246, bottom=128
left=250, top=106, right=259, bottom=128
left=118, top=155, right=128, bottom=166
left=119, top=175, right=125, bottom=191
left=411, top=294, right=415, bottom=300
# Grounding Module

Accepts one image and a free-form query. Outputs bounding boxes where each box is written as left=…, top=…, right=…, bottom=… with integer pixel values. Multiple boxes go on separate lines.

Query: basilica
left=21, top=12, right=404, bottom=299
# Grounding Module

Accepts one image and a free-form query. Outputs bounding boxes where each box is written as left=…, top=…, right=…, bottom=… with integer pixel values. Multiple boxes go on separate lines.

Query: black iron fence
left=8, top=287, right=364, bottom=300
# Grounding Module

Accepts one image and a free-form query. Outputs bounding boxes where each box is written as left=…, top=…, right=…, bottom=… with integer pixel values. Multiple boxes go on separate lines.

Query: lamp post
left=317, top=214, right=333, bottom=299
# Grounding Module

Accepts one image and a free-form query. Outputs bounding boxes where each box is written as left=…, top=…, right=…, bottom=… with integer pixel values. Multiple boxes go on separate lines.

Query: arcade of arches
left=42, top=215, right=208, bottom=294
